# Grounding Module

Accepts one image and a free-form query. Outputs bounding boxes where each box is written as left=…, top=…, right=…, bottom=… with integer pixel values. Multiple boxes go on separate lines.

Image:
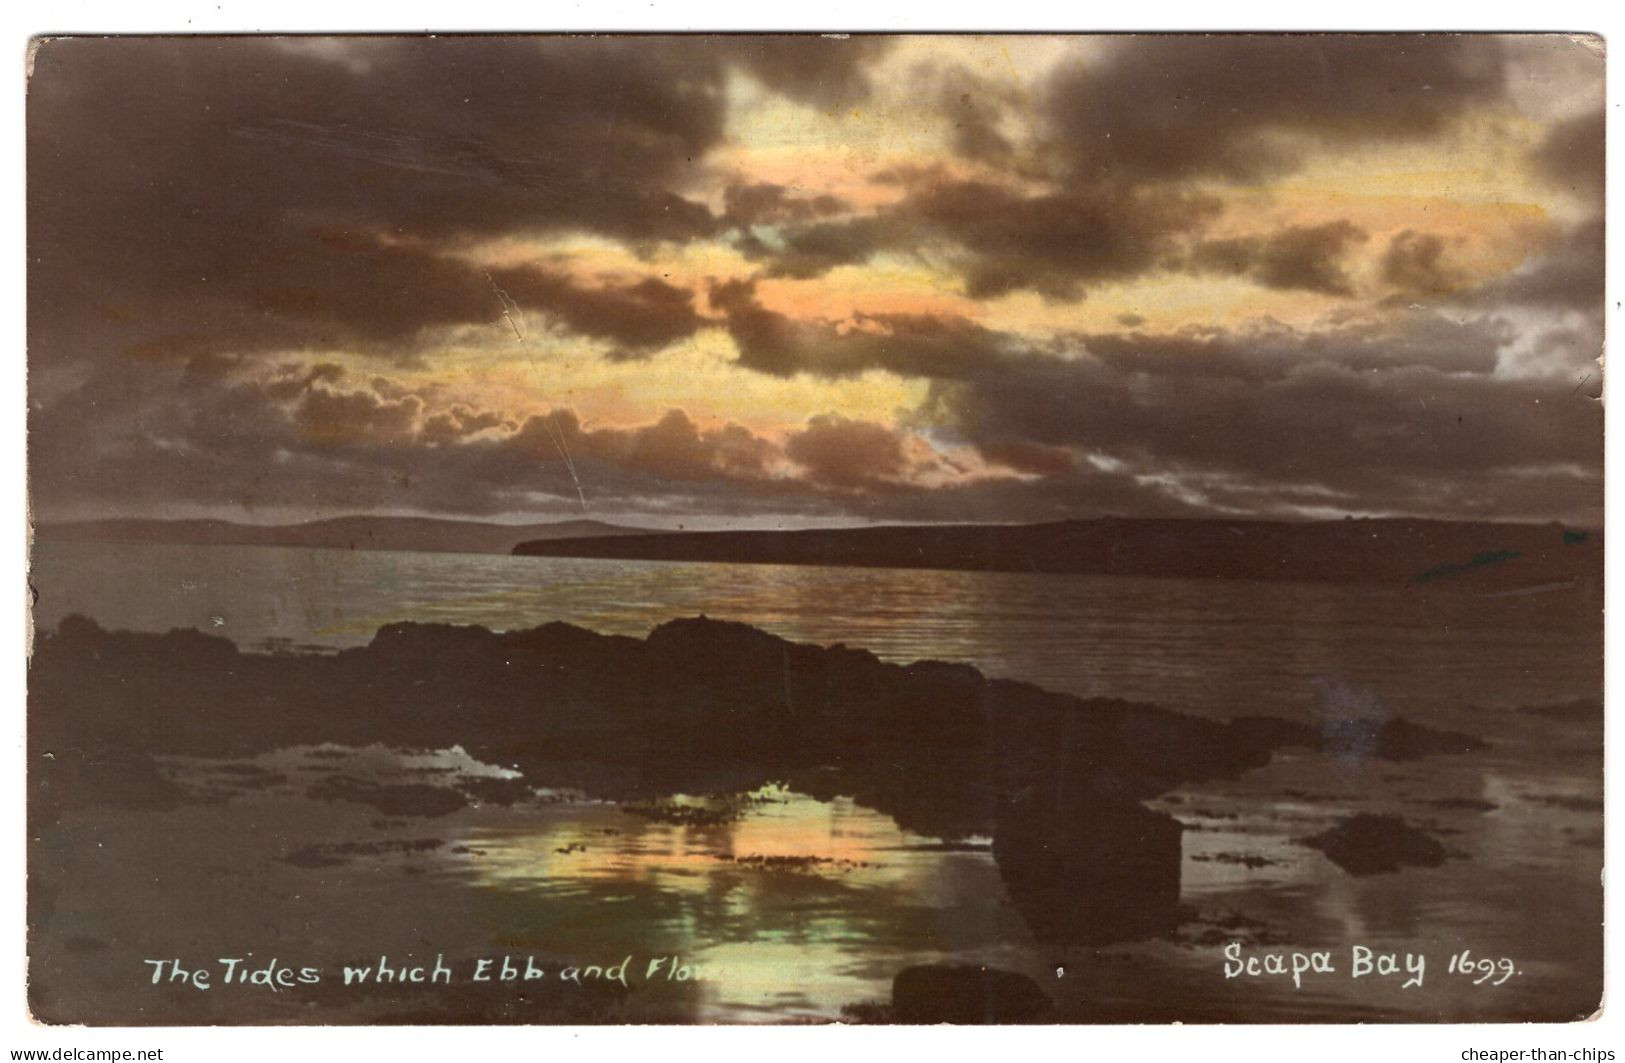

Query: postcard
left=23, top=32, right=1604, bottom=1025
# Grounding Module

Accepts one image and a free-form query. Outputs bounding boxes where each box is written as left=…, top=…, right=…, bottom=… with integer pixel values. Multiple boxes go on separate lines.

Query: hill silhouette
left=514, top=517, right=1601, bottom=588
left=37, top=515, right=651, bottom=556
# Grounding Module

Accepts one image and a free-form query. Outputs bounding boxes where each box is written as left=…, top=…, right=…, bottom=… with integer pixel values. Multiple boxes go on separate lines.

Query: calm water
left=28, top=540, right=1605, bottom=1021
left=28, top=540, right=1601, bottom=722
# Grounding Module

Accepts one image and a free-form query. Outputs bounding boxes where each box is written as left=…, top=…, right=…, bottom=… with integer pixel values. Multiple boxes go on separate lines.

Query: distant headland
left=513, top=517, right=1601, bottom=589
left=34, top=516, right=652, bottom=556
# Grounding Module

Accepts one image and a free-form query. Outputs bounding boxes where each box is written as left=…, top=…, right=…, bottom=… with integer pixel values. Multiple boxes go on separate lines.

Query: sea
left=27, top=539, right=1605, bottom=1023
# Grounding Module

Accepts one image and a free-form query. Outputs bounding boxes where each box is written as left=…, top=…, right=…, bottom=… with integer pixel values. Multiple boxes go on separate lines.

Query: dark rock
left=1371, top=718, right=1487, bottom=760
left=1237, top=711, right=1490, bottom=764
left=1529, top=794, right=1603, bottom=813
left=1319, top=713, right=1477, bottom=762
left=280, top=847, right=350, bottom=869
left=1228, top=715, right=1320, bottom=753
left=307, top=776, right=469, bottom=818
left=1519, top=698, right=1602, bottom=722
left=1192, top=853, right=1277, bottom=868
left=210, top=762, right=280, bottom=777
left=1419, top=797, right=1497, bottom=813
left=456, top=776, right=533, bottom=806
left=993, top=792, right=1183, bottom=945
left=1303, top=814, right=1447, bottom=875
left=32, top=747, right=195, bottom=822
left=839, top=1000, right=894, bottom=1023
left=29, top=613, right=1496, bottom=950
left=891, top=964, right=1051, bottom=1024
left=283, top=838, right=444, bottom=867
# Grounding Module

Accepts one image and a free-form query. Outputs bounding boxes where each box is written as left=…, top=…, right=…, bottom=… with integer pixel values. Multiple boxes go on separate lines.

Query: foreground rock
left=994, top=793, right=1183, bottom=944
left=1229, top=715, right=1487, bottom=761
left=1303, top=814, right=1448, bottom=875
left=29, top=615, right=1482, bottom=947
left=891, top=965, right=1051, bottom=1024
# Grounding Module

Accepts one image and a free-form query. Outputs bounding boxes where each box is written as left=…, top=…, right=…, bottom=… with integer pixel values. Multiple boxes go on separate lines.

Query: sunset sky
left=26, top=34, right=1604, bottom=527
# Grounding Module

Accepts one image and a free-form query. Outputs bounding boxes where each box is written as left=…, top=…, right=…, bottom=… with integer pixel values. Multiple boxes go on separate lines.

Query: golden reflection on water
left=448, top=788, right=1030, bottom=1021
left=440, top=722, right=1602, bottom=1025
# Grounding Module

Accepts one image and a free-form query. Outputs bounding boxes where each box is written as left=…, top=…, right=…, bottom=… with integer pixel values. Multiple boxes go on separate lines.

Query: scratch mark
left=998, top=45, right=1032, bottom=110
left=485, top=271, right=588, bottom=512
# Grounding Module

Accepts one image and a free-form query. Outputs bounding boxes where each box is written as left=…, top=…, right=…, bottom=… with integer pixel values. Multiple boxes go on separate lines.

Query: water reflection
left=27, top=541, right=1603, bottom=1022
left=443, top=788, right=1035, bottom=1022
left=30, top=541, right=1601, bottom=723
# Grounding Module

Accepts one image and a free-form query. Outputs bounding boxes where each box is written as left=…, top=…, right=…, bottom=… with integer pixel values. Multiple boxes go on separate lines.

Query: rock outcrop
left=891, top=964, right=1051, bottom=1024
left=1303, top=814, right=1449, bottom=875
left=28, top=615, right=1484, bottom=946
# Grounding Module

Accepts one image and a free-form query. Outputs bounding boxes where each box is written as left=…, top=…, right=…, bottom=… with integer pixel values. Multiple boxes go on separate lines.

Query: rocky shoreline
left=30, top=614, right=1489, bottom=961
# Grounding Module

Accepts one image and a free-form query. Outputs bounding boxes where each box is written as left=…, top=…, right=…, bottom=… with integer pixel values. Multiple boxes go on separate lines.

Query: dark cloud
left=733, top=215, right=902, bottom=281
left=27, top=322, right=1601, bottom=526
left=26, top=344, right=1144, bottom=523
left=1081, top=314, right=1510, bottom=379
left=293, top=385, right=425, bottom=446
left=491, top=266, right=706, bottom=357
left=420, top=406, right=515, bottom=446
left=259, top=362, right=348, bottom=402
left=784, top=415, right=912, bottom=490
left=934, top=65, right=1021, bottom=165
left=1380, top=230, right=1468, bottom=298
left=717, top=36, right=1549, bottom=304
left=1041, top=35, right=1510, bottom=184
left=557, top=408, right=781, bottom=485
left=1444, top=216, right=1603, bottom=314
left=709, top=279, right=1030, bottom=378
left=722, top=183, right=851, bottom=227
left=241, top=234, right=507, bottom=350
left=1190, top=221, right=1368, bottom=296
left=902, top=179, right=1222, bottom=300
left=28, top=355, right=788, bottom=519
left=920, top=320, right=1599, bottom=523
left=25, top=35, right=1603, bottom=528
left=28, top=35, right=889, bottom=365
left=1529, top=108, right=1604, bottom=200
left=975, top=441, right=1077, bottom=476
left=742, top=176, right=1222, bottom=299
left=727, top=36, right=895, bottom=108
left=34, top=211, right=707, bottom=362
left=710, top=278, right=1508, bottom=384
